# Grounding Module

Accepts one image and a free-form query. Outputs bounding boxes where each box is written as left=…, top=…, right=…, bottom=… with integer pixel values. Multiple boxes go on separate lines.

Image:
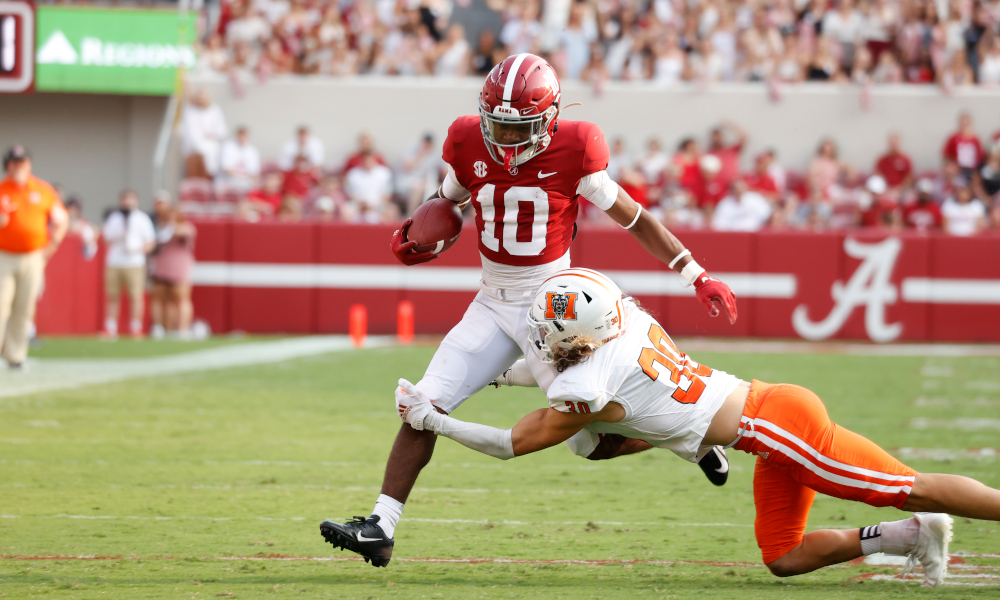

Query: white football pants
left=415, top=290, right=533, bottom=414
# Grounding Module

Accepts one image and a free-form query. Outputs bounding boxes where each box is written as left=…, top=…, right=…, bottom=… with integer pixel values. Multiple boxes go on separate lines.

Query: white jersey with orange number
left=533, top=300, right=742, bottom=462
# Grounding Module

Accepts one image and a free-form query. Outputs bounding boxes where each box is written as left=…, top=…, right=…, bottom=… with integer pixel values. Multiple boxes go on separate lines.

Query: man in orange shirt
left=0, top=146, right=68, bottom=369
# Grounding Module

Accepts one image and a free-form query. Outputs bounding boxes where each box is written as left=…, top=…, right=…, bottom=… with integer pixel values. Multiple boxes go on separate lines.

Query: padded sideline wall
left=0, top=93, right=166, bottom=221
left=190, top=75, right=1000, bottom=176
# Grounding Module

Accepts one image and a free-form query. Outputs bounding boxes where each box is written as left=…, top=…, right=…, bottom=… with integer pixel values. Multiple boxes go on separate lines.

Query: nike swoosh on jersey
left=538, top=171, right=557, bottom=179
left=356, top=533, right=383, bottom=542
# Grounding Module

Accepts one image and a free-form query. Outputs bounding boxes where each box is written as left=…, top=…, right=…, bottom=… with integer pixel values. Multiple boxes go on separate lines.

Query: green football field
left=1, top=338, right=999, bottom=599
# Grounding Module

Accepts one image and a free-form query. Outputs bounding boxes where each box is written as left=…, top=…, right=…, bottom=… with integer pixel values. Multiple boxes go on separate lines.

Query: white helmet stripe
left=502, top=53, right=529, bottom=108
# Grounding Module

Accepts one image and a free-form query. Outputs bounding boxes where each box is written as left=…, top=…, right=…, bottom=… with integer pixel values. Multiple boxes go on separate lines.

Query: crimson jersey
left=443, top=115, right=610, bottom=267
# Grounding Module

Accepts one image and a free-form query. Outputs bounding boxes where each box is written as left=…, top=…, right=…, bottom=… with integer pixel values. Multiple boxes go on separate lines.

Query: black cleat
left=698, top=446, right=729, bottom=486
left=320, top=515, right=394, bottom=567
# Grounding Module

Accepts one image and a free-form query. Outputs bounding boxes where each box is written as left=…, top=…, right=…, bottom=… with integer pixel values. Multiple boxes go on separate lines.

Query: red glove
left=694, top=272, right=737, bottom=324
left=390, top=219, right=438, bottom=266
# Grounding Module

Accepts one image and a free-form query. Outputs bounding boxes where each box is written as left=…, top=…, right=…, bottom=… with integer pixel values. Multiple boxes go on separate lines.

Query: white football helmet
left=527, top=268, right=626, bottom=363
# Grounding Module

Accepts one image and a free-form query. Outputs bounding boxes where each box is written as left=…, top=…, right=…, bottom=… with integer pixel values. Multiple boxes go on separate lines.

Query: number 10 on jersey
left=475, top=184, right=549, bottom=256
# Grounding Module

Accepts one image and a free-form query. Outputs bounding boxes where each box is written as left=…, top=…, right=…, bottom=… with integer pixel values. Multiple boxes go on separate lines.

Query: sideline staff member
left=0, top=146, right=68, bottom=369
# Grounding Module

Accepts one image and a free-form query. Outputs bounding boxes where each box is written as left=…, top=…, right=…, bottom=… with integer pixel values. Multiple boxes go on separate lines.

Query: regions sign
left=34, top=6, right=195, bottom=95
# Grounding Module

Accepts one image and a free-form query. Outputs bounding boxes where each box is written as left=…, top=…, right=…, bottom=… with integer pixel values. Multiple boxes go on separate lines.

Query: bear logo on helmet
left=544, top=292, right=578, bottom=320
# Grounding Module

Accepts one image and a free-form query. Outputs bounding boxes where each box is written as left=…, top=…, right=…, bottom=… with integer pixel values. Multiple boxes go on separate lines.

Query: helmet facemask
left=480, top=103, right=558, bottom=174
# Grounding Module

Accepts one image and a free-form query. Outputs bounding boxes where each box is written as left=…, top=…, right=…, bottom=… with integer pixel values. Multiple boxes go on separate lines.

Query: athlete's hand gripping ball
left=390, top=219, right=438, bottom=266
left=694, top=273, right=738, bottom=324
left=395, top=379, right=435, bottom=431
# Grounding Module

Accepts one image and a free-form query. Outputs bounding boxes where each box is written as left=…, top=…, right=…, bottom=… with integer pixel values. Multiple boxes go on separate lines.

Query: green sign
left=35, top=6, right=195, bottom=95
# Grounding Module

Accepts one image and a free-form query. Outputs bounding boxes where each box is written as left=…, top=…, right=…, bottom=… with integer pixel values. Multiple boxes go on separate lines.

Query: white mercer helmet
left=527, top=268, right=626, bottom=363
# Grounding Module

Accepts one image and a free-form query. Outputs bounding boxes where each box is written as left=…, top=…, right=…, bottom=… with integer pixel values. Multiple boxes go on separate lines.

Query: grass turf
left=1, top=341, right=999, bottom=599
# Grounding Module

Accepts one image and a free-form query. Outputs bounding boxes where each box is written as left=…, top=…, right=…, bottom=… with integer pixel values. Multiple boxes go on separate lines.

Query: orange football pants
left=733, top=380, right=918, bottom=564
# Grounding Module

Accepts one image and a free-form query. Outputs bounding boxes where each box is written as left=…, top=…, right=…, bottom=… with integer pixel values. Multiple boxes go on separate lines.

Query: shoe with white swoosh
left=698, top=446, right=729, bottom=486
left=320, top=515, right=394, bottom=567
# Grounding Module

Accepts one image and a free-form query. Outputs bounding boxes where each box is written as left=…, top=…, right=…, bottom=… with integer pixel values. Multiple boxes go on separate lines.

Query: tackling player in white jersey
left=321, top=54, right=738, bottom=567
left=395, top=268, right=1000, bottom=587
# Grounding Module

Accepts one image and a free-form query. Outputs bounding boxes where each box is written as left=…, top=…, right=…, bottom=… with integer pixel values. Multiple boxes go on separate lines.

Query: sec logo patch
left=473, top=161, right=488, bottom=178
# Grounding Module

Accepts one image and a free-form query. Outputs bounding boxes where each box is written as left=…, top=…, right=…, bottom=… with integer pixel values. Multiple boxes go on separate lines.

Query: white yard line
left=0, top=336, right=393, bottom=399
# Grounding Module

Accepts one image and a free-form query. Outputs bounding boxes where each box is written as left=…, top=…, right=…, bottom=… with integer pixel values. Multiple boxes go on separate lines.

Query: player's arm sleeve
left=441, top=165, right=472, bottom=203
left=548, top=389, right=608, bottom=415
left=496, top=359, right=538, bottom=387
left=576, top=171, right=619, bottom=211
left=565, top=428, right=602, bottom=457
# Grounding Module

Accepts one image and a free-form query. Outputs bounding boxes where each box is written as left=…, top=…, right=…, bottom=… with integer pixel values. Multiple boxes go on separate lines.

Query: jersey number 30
left=637, top=324, right=712, bottom=404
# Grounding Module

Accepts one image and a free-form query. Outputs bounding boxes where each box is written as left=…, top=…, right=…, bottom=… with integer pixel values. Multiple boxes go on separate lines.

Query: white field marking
left=0, top=335, right=393, bottom=399
left=921, top=365, right=954, bottom=377
left=894, top=447, right=998, bottom=461
left=674, top=339, right=1000, bottom=357
left=863, top=553, right=909, bottom=566
left=913, top=397, right=1000, bottom=408
left=909, top=418, right=1000, bottom=432
left=966, top=380, right=1000, bottom=391
left=867, top=574, right=1000, bottom=586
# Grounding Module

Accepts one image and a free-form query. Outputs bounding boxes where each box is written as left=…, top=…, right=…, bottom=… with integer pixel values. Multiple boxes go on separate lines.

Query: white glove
left=395, top=378, right=435, bottom=431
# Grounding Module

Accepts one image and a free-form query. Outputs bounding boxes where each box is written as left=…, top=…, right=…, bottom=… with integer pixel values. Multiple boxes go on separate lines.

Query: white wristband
left=668, top=249, right=691, bottom=270
left=621, top=205, right=642, bottom=230
left=680, top=260, right=706, bottom=286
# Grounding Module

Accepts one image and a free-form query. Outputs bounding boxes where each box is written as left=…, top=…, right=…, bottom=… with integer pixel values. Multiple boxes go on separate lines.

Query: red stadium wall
left=37, top=223, right=1000, bottom=342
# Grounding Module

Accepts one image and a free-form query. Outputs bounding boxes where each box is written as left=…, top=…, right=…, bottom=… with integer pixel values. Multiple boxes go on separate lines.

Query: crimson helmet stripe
left=502, top=53, right=529, bottom=107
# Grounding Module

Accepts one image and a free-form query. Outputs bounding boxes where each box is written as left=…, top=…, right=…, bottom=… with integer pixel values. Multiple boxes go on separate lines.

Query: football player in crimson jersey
left=397, top=268, right=1000, bottom=588
left=320, top=53, right=738, bottom=567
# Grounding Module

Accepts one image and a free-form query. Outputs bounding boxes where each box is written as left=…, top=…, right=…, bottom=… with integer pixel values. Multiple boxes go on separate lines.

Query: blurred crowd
left=196, top=0, right=1000, bottom=88
left=179, top=85, right=1000, bottom=235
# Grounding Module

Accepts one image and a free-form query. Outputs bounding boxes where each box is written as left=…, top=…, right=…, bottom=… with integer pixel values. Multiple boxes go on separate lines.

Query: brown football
left=406, top=198, right=464, bottom=255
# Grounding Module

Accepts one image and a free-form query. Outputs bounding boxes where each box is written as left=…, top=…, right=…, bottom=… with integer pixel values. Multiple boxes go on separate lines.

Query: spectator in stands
left=560, top=2, right=598, bottom=80
left=672, top=137, right=702, bottom=195
left=976, top=145, right=1000, bottom=199
left=102, top=189, right=156, bottom=340
left=873, top=132, right=913, bottom=195
left=433, top=24, right=470, bottom=77
left=707, top=120, right=747, bottom=188
left=942, top=182, right=987, bottom=236
left=696, top=153, right=728, bottom=216
left=500, top=0, right=543, bottom=56
left=711, top=179, right=773, bottom=232
left=283, top=155, right=322, bottom=199
left=942, top=112, right=984, bottom=176
left=343, top=131, right=386, bottom=172
left=278, top=196, right=304, bottom=221
left=661, top=190, right=705, bottom=230
left=636, top=137, right=670, bottom=203
left=858, top=175, right=901, bottom=228
left=219, top=126, right=262, bottom=191
left=743, top=152, right=779, bottom=201
left=397, top=133, right=442, bottom=215
left=806, top=36, right=845, bottom=81
left=242, top=171, right=284, bottom=219
left=310, top=176, right=348, bottom=220
left=808, top=138, right=851, bottom=195
left=65, top=196, right=98, bottom=260
left=181, top=89, right=228, bottom=179
left=471, top=29, right=501, bottom=75
left=279, top=125, right=325, bottom=170
left=0, top=146, right=67, bottom=369
left=651, top=28, right=688, bottom=86
left=345, top=150, right=396, bottom=223
left=978, top=35, right=1000, bottom=86
left=822, top=0, right=864, bottom=71
left=903, top=178, right=943, bottom=231
left=606, top=137, right=632, bottom=183
left=150, top=203, right=196, bottom=341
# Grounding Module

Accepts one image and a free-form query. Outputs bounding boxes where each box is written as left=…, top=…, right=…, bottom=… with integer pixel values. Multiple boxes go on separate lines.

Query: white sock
left=130, top=319, right=143, bottom=334
left=105, top=318, right=118, bottom=335
left=371, top=494, right=404, bottom=539
left=862, top=517, right=920, bottom=556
